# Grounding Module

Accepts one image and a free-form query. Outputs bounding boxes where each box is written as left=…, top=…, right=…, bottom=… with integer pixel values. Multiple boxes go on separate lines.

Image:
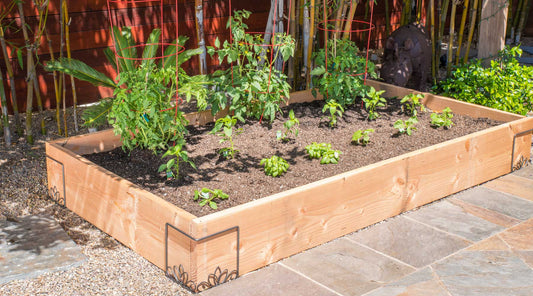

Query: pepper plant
left=194, top=188, right=229, bottom=210
left=158, top=139, right=196, bottom=180
left=322, top=100, right=344, bottom=127
left=210, top=115, right=243, bottom=159
left=352, top=128, right=374, bottom=146
left=277, top=109, right=300, bottom=141
left=400, top=93, right=425, bottom=117
left=430, top=107, right=454, bottom=129
left=207, top=10, right=295, bottom=122
left=394, top=117, right=418, bottom=135
left=305, top=142, right=342, bottom=164
left=362, top=87, right=387, bottom=120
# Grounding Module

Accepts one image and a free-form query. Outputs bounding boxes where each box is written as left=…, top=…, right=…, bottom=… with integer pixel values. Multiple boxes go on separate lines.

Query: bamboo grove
left=0, top=0, right=531, bottom=146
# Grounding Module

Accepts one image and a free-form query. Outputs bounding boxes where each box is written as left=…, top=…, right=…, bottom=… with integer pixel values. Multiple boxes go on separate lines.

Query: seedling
left=362, top=87, right=387, bottom=120
left=277, top=110, right=300, bottom=141
left=158, top=139, right=196, bottom=179
left=322, top=100, right=344, bottom=127
left=305, top=142, right=342, bottom=164
left=394, top=117, right=418, bottom=135
left=400, top=94, right=425, bottom=117
left=193, top=188, right=229, bottom=210
left=210, top=115, right=243, bottom=159
left=260, top=155, right=289, bottom=177
left=351, top=128, right=375, bottom=146
left=430, top=107, right=454, bottom=129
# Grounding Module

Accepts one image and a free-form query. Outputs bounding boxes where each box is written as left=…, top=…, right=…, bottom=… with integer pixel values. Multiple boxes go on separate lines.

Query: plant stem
left=63, top=0, right=78, bottom=132
left=17, top=2, right=35, bottom=144
left=0, top=65, right=12, bottom=145
left=447, top=0, right=457, bottom=75
left=455, top=0, right=470, bottom=65
left=0, top=26, right=21, bottom=136
left=463, top=0, right=480, bottom=63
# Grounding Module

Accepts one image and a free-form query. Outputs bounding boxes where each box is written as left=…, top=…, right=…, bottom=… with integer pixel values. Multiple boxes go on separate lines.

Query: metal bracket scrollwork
left=512, top=155, right=530, bottom=171
left=510, top=128, right=533, bottom=172
left=165, top=223, right=239, bottom=293
left=46, top=155, right=66, bottom=207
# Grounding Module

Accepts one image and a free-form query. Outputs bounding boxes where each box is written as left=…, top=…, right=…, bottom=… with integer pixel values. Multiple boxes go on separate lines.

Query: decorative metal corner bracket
left=164, top=223, right=239, bottom=293
left=511, top=128, right=533, bottom=172
left=45, top=155, right=66, bottom=207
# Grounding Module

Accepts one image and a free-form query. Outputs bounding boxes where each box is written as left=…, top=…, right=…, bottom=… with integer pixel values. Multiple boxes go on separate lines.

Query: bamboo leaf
left=44, top=58, right=117, bottom=88
left=141, top=28, right=161, bottom=68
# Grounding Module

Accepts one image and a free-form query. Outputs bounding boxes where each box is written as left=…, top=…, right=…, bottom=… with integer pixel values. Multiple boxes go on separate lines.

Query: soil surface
left=85, top=99, right=502, bottom=217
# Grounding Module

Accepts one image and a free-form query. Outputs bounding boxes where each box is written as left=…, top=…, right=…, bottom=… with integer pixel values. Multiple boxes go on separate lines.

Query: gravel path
left=0, top=108, right=191, bottom=296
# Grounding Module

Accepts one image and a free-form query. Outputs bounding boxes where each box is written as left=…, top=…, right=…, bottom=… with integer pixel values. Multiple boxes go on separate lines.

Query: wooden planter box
left=46, top=81, right=533, bottom=292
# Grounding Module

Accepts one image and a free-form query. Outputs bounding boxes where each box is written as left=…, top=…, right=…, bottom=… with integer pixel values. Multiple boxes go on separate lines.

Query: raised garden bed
left=45, top=81, right=533, bottom=292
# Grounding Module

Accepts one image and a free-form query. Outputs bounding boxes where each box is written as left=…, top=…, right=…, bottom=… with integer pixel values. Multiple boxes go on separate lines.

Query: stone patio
left=201, top=164, right=533, bottom=296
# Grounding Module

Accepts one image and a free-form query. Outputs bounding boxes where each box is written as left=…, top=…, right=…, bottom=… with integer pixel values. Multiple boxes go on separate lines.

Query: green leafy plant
left=210, top=115, right=243, bottom=159
left=277, top=109, right=299, bottom=141
left=394, top=117, right=418, bottom=135
left=322, top=100, right=344, bottom=127
left=351, top=128, right=374, bottom=146
left=207, top=10, right=295, bottom=122
left=430, top=107, right=454, bottom=129
left=305, top=142, right=342, bottom=164
left=193, top=188, right=229, bottom=210
left=158, top=139, right=196, bottom=179
left=260, top=155, right=289, bottom=177
left=81, top=98, right=112, bottom=129
left=311, top=38, right=377, bottom=108
left=362, top=87, right=387, bottom=120
left=435, top=46, right=533, bottom=115
left=400, top=93, right=426, bottom=117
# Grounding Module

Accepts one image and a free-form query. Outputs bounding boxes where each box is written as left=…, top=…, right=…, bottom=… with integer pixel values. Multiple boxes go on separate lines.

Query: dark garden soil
left=85, top=99, right=502, bottom=217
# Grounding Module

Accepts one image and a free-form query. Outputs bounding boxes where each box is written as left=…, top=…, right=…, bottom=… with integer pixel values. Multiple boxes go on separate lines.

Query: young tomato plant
left=322, top=100, right=344, bottom=127
left=277, top=109, right=300, bottom=141
left=394, top=117, right=418, bottom=135
left=430, top=107, right=454, bottom=129
left=351, top=128, right=375, bottom=146
left=260, top=155, right=289, bottom=177
left=362, top=87, right=387, bottom=120
left=207, top=10, right=295, bottom=122
left=400, top=93, right=426, bottom=117
left=193, top=188, right=229, bottom=210
left=158, top=139, right=196, bottom=179
left=210, top=115, right=243, bottom=159
left=311, top=38, right=377, bottom=108
left=305, top=142, right=342, bottom=164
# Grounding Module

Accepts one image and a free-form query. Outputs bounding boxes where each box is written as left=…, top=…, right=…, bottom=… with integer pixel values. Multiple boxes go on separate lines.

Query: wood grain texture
left=477, top=0, right=508, bottom=60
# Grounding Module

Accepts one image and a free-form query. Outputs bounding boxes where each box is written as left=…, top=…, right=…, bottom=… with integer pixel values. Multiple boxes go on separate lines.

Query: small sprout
left=400, top=93, right=426, bottom=117
left=277, top=109, right=300, bottom=141
left=430, top=107, right=454, bottom=129
left=193, top=188, right=229, bottom=210
left=362, top=87, right=387, bottom=120
left=352, top=128, right=375, bottom=146
left=322, top=100, right=344, bottom=127
left=260, top=155, right=289, bottom=177
left=305, top=142, right=342, bottom=164
left=394, top=117, right=418, bottom=135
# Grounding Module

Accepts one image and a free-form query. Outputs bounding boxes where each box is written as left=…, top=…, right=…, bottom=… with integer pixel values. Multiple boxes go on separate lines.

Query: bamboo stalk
left=288, top=0, right=297, bottom=86
left=334, top=0, right=345, bottom=41
left=506, top=0, right=513, bottom=40
left=45, top=28, right=61, bottom=135
left=430, top=0, right=436, bottom=83
left=0, top=64, right=12, bottom=146
left=515, top=0, right=531, bottom=44
left=63, top=1, right=78, bottom=132
left=447, top=0, right=458, bottom=75
left=305, top=0, right=315, bottom=89
left=512, top=0, right=524, bottom=41
left=194, top=0, right=206, bottom=74
left=59, top=0, right=67, bottom=137
left=17, top=2, right=35, bottom=144
left=437, top=0, right=450, bottom=70
left=343, top=0, right=359, bottom=39
left=303, top=1, right=310, bottom=79
left=385, top=0, right=391, bottom=37
left=463, top=0, right=479, bottom=63
left=455, top=0, right=470, bottom=65
left=0, top=26, right=22, bottom=136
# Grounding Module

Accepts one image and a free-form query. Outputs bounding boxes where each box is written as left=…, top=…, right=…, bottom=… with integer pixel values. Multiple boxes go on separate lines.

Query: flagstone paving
left=0, top=214, right=86, bottom=285
left=201, top=164, right=533, bottom=296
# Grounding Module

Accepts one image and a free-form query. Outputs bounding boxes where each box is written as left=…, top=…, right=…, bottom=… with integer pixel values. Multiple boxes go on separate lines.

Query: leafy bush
left=400, top=94, right=425, bottom=117
left=311, top=39, right=377, bottom=108
left=435, top=46, right=533, bottom=115
left=362, top=87, right=387, bottom=120
left=260, top=155, right=289, bottom=177
left=207, top=10, right=295, bottom=122
left=430, top=107, right=454, bottom=129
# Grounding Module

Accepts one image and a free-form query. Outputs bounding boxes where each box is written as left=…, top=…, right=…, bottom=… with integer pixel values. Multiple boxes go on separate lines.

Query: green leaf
left=141, top=28, right=162, bottom=68
left=44, top=58, right=117, bottom=89
left=209, top=201, right=218, bottom=209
